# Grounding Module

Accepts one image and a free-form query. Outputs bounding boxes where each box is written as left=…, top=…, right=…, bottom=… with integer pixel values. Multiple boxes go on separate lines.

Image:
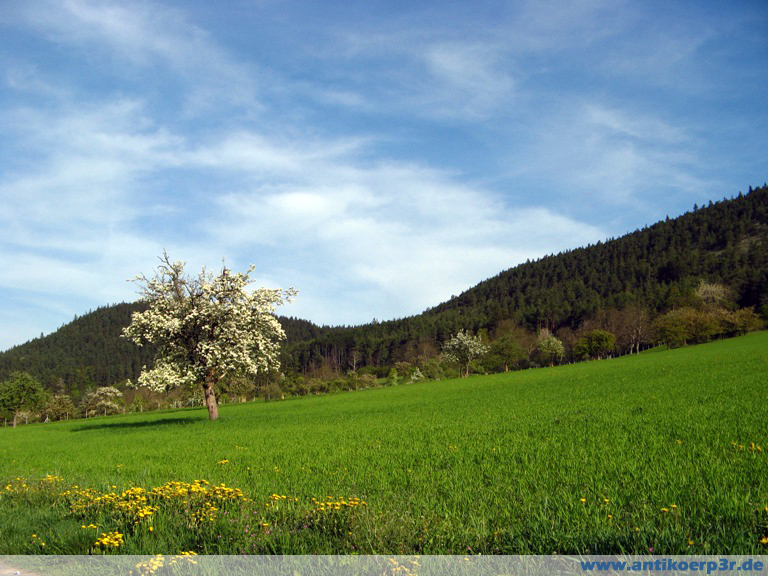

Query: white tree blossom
left=441, top=330, right=490, bottom=377
left=537, top=329, right=565, bottom=367
left=122, top=253, right=296, bottom=420
left=82, top=386, right=123, bottom=417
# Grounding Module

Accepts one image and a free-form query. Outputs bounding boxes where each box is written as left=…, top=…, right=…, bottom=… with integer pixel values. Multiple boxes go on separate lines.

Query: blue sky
left=1, top=0, right=766, bottom=351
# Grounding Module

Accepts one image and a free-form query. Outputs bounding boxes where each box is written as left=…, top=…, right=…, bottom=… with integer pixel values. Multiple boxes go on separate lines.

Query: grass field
left=1, top=331, right=767, bottom=555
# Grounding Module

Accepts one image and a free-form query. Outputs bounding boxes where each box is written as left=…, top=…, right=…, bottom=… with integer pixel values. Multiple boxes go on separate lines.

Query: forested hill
left=1, top=184, right=766, bottom=392
left=281, top=185, right=768, bottom=373
left=431, top=187, right=768, bottom=325
left=0, top=303, right=151, bottom=402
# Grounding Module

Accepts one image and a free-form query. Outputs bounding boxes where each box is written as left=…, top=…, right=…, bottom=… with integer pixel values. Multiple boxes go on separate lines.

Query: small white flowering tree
left=537, top=329, right=565, bottom=367
left=122, top=253, right=296, bottom=420
left=441, top=330, right=490, bottom=377
left=82, top=386, right=123, bottom=417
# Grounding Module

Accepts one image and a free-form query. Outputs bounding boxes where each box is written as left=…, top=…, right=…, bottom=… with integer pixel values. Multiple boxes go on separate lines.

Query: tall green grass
left=1, top=332, right=767, bottom=554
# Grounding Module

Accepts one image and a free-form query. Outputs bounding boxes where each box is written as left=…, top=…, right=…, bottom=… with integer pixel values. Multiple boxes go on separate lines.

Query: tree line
left=2, top=275, right=762, bottom=427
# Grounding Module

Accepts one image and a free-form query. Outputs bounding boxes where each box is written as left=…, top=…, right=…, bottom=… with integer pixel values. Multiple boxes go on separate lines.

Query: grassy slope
left=1, top=332, right=767, bottom=554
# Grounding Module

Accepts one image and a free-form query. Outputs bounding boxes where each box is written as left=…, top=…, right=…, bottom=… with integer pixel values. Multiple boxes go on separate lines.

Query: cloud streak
left=13, top=0, right=260, bottom=113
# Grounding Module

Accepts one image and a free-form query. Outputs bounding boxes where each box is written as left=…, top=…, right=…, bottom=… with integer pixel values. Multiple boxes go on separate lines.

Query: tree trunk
left=12, top=412, right=17, bottom=428
left=203, top=374, right=219, bottom=420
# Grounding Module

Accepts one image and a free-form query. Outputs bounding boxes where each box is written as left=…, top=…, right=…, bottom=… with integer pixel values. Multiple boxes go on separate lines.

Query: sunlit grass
left=1, top=332, right=767, bottom=554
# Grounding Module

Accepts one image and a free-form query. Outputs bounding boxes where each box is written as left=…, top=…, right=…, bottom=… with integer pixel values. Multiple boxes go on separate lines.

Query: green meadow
left=1, top=332, right=767, bottom=555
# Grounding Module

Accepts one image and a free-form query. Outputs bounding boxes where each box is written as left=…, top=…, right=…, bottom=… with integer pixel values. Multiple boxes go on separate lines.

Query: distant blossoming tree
left=43, top=394, right=76, bottom=422
left=537, top=329, right=564, bottom=367
left=82, top=386, right=123, bottom=417
left=122, top=253, right=296, bottom=420
left=441, top=330, right=490, bottom=377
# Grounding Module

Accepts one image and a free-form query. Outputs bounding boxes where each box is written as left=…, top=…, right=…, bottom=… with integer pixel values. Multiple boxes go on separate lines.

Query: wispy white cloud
left=508, top=0, right=630, bottom=51
left=5, top=64, right=60, bottom=96
left=2, top=98, right=179, bottom=230
left=500, top=99, right=707, bottom=221
left=583, top=105, right=687, bottom=145
left=595, top=16, right=718, bottom=95
left=295, top=0, right=635, bottom=125
left=317, top=25, right=520, bottom=121
left=13, top=0, right=260, bottom=113
left=184, top=131, right=369, bottom=177
left=419, top=42, right=516, bottom=119
left=208, top=150, right=605, bottom=325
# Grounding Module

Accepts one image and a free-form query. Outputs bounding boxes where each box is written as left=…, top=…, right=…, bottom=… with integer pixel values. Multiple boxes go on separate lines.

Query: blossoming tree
left=122, top=253, right=296, bottom=420
left=441, top=330, right=489, bottom=377
left=536, top=329, right=564, bottom=367
left=82, top=386, right=123, bottom=417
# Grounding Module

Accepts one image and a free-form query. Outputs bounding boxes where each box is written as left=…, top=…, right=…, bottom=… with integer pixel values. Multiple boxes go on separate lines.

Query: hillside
left=1, top=184, right=766, bottom=392
left=284, top=185, right=768, bottom=373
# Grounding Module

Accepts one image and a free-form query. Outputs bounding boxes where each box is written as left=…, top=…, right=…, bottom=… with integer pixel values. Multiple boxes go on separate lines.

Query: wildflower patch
left=0, top=475, right=370, bottom=554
